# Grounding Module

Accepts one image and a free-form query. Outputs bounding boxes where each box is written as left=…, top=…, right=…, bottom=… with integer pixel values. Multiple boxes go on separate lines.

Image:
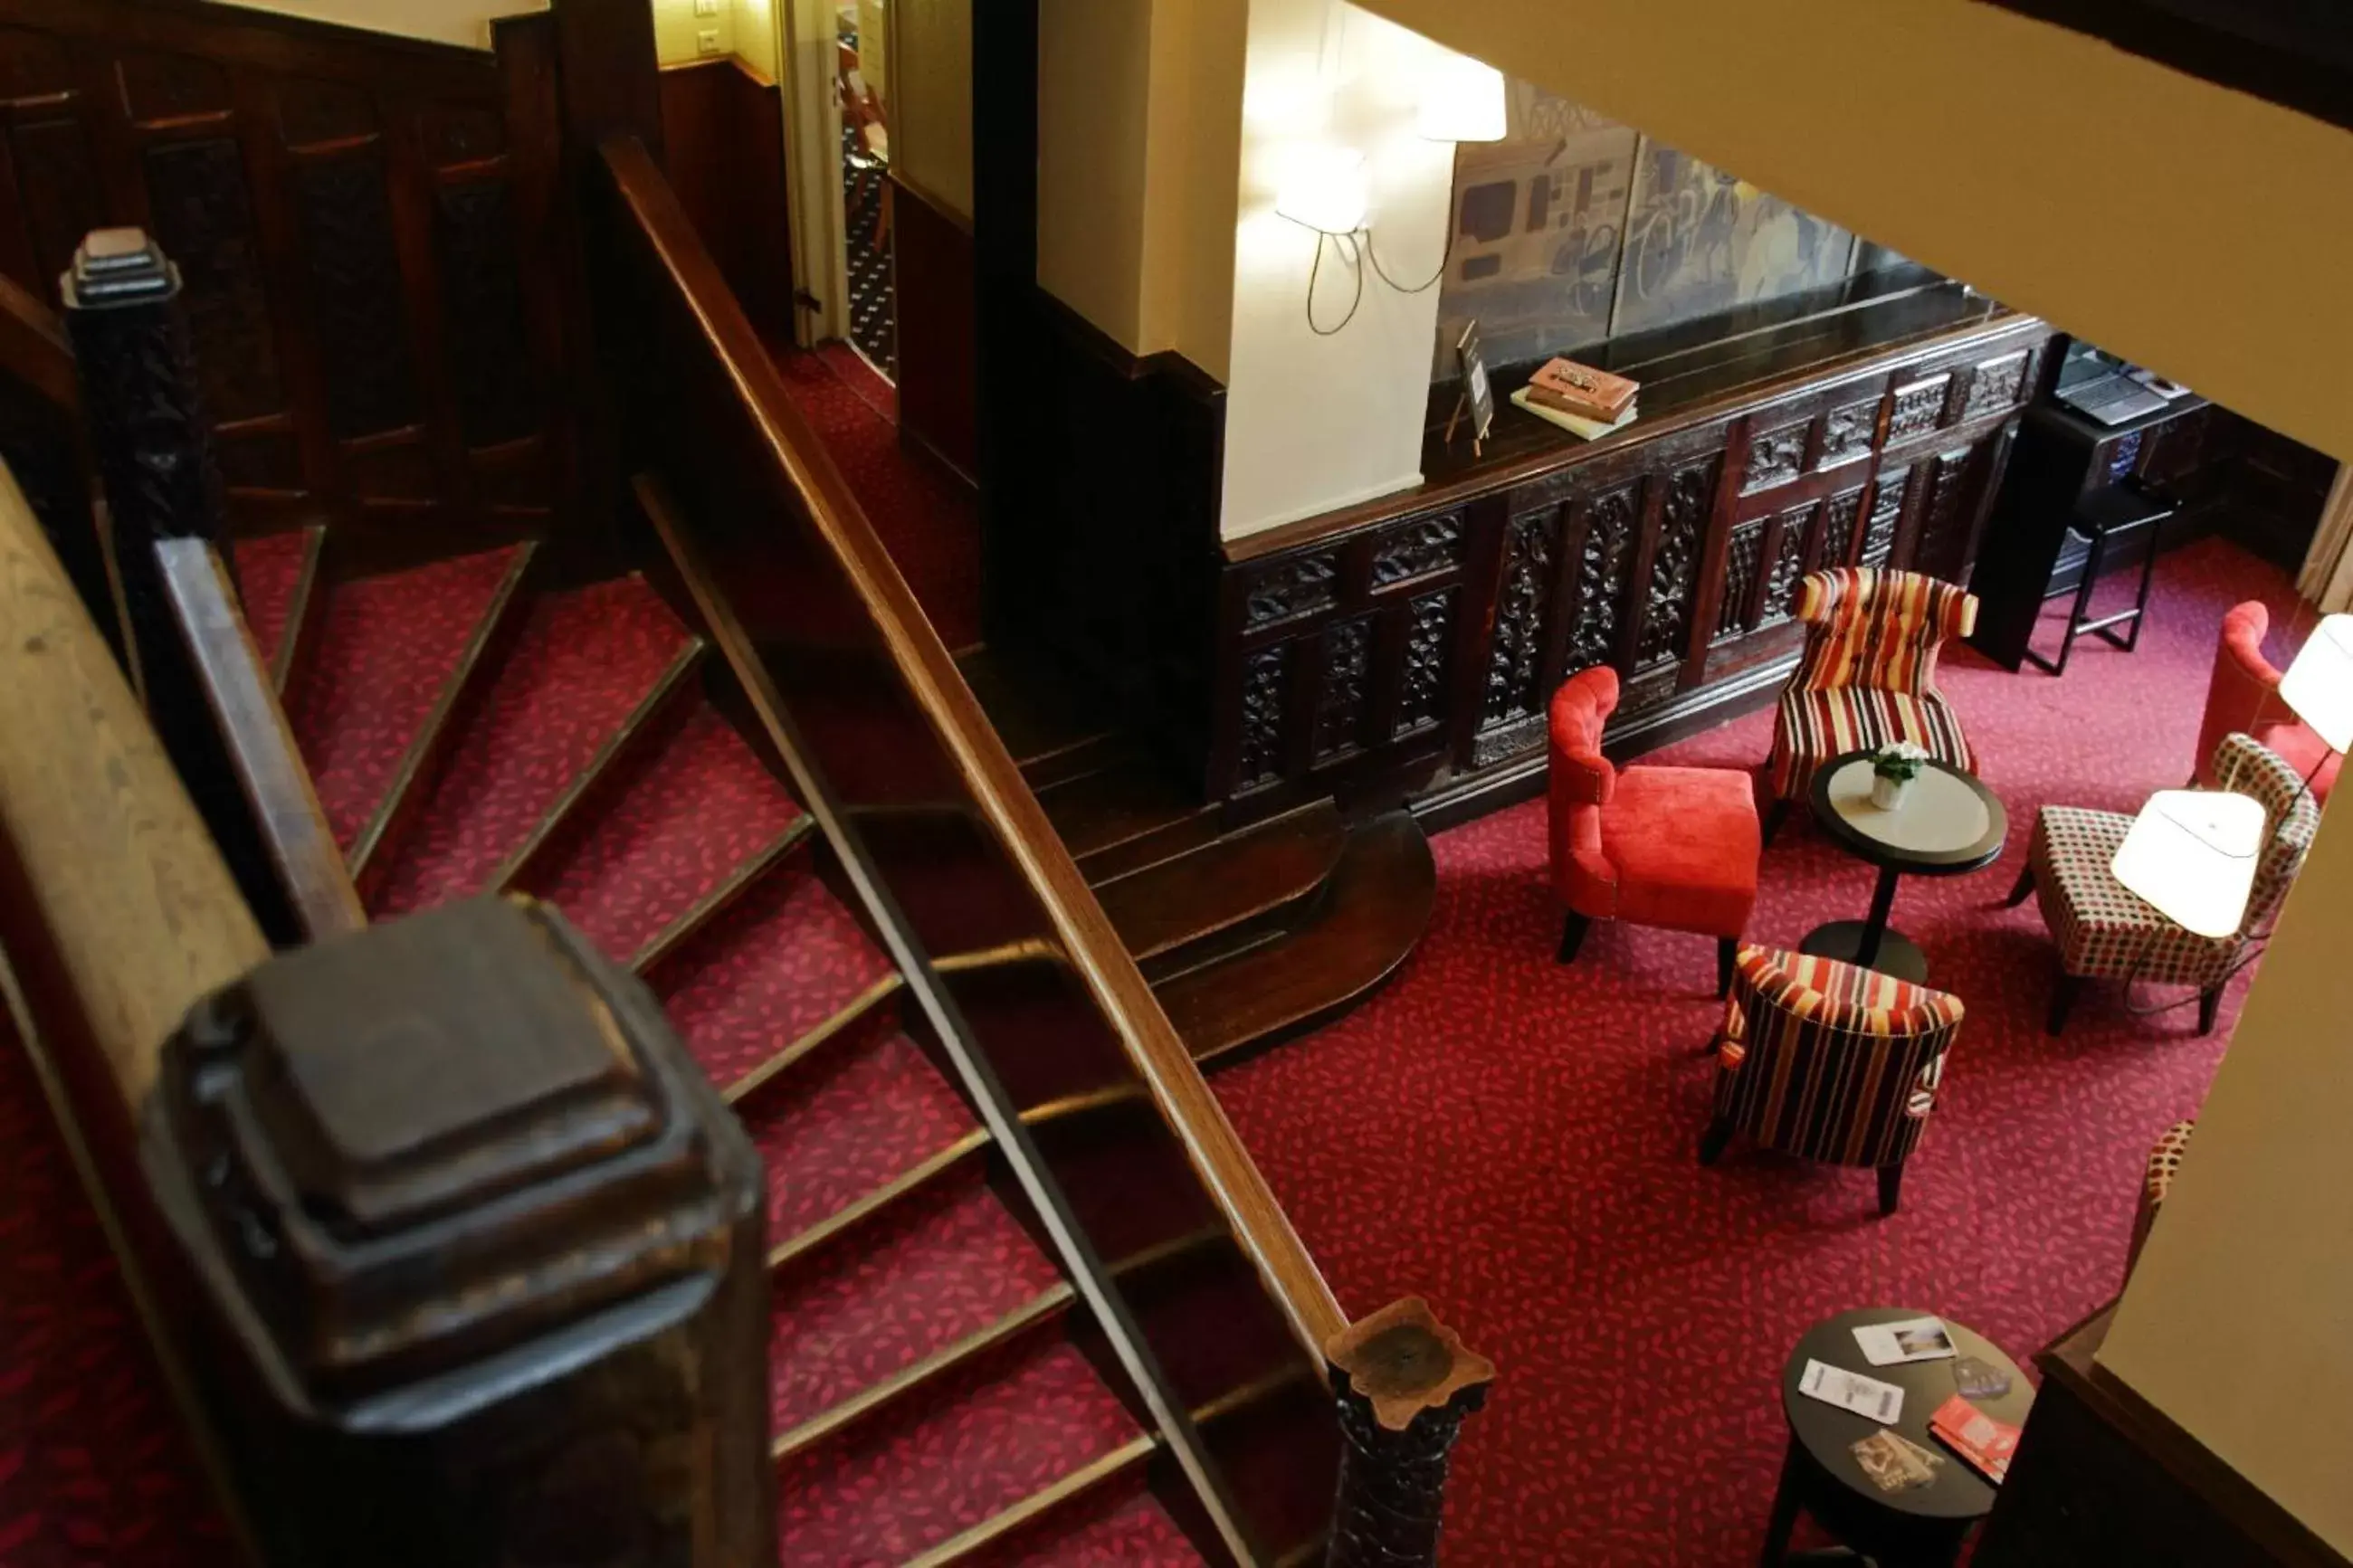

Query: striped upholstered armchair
left=1700, top=945, right=1967, bottom=1216
left=2008, top=731, right=2318, bottom=1036
left=1762, top=568, right=1978, bottom=842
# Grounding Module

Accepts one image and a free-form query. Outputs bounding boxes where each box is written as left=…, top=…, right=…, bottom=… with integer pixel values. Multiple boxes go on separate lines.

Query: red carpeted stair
left=0, top=537, right=1219, bottom=1566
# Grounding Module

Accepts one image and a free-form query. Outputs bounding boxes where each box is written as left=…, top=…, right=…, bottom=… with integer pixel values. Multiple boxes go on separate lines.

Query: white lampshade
left=2111, top=789, right=2268, bottom=939
left=1417, top=55, right=1508, bottom=143
left=2277, top=612, right=2353, bottom=755
left=1274, top=145, right=1369, bottom=235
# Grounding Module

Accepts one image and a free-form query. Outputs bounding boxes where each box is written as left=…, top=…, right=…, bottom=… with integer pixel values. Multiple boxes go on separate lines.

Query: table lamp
left=2110, top=788, right=2267, bottom=939
left=2276, top=611, right=2353, bottom=758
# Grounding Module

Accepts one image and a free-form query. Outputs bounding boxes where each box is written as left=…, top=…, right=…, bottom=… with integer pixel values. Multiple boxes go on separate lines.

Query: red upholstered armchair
left=1762, top=568, right=1977, bottom=843
left=2196, top=601, right=2339, bottom=802
left=1548, top=667, right=1760, bottom=996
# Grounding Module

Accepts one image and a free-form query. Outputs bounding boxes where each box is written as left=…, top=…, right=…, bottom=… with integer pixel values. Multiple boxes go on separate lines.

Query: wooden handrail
left=0, top=271, right=79, bottom=413
left=599, top=134, right=1348, bottom=1357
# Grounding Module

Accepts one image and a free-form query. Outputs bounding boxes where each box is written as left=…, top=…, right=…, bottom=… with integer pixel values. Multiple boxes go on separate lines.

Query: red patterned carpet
left=1213, top=535, right=2311, bottom=1565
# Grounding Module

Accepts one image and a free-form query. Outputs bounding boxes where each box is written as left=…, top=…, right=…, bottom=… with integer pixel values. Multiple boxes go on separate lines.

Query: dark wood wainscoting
left=0, top=0, right=588, bottom=549
left=657, top=56, right=792, bottom=344
left=891, top=174, right=975, bottom=483
left=1208, top=312, right=2049, bottom=823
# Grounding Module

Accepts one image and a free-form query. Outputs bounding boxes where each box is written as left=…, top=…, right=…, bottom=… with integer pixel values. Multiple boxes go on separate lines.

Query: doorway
left=836, top=0, right=894, bottom=377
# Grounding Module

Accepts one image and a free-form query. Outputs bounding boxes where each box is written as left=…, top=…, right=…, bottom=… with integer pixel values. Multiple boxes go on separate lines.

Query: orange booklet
left=1527, top=357, right=1638, bottom=421
left=1929, top=1393, right=2020, bottom=1483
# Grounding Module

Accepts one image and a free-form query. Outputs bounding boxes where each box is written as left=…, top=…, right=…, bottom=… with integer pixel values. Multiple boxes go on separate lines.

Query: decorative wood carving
left=1245, top=552, right=1338, bottom=629
left=145, top=896, right=776, bottom=1567
left=1916, top=442, right=1981, bottom=584
left=141, top=138, right=285, bottom=424
left=1313, top=615, right=1374, bottom=764
left=1370, top=512, right=1463, bottom=590
left=1393, top=589, right=1453, bottom=739
left=1759, top=503, right=1815, bottom=627
left=1887, top=375, right=1951, bottom=442
left=1740, top=420, right=1807, bottom=493
left=294, top=150, right=422, bottom=440
left=1715, top=518, right=1767, bottom=641
left=1819, top=397, right=1877, bottom=469
left=1481, top=507, right=1560, bottom=726
left=1567, top=482, right=1638, bottom=674
left=1237, top=641, right=1290, bottom=788
left=1962, top=350, right=2029, bottom=421
left=1821, top=489, right=1864, bottom=572
left=1861, top=467, right=1910, bottom=566
left=1325, top=1298, right=1494, bottom=1568
left=1636, top=461, right=1714, bottom=669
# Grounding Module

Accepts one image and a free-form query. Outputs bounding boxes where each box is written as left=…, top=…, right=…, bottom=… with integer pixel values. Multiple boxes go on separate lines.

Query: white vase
left=1871, top=773, right=1910, bottom=810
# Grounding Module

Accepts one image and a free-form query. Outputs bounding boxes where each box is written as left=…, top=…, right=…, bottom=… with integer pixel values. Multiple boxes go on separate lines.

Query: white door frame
left=774, top=0, right=848, bottom=347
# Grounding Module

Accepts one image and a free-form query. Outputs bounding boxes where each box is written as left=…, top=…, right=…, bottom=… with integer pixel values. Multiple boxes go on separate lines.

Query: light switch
left=692, top=0, right=719, bottom=16
left=696, top=27, right=721, bottom=53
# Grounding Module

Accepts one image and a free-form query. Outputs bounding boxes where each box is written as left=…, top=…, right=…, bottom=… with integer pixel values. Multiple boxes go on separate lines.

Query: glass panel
left=1609, top=136, right=1855, bottom=338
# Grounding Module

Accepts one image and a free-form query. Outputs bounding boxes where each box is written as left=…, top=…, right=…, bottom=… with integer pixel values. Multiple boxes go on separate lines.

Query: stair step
left=735, top=1023, right=975, bottom=1242
left=629, top=817, right=815, bottom=973
left=531, top=700, right=803, bottom=962
left=1157, top=811, right=1434, bottom=1069
left=954, top=644, right=1122, bottom=790
left=230, top=527, right=313, bottom=671
left=372, top=575, right=694, bottom=917
left=774, top=1335, right=1148, bottom=1567
left=1037, top=757, right=1218, bottom=865
left=1098, top=799, right=1346, bottom=970
left=767, top=1164, right=1067, bottom=1446
left=287, top=546, right=525, bottom=851
left=349, top=543, right=541, bottom=890
left=957, top=1478, right=1205, bottom=1568
left=655, top=856, right=898, bottom=1092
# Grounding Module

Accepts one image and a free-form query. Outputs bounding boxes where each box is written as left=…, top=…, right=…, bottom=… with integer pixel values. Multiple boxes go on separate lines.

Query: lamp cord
left=1363, top=221, right=1455, bottom=295
left=1305, top=230, right=1367, bottom=337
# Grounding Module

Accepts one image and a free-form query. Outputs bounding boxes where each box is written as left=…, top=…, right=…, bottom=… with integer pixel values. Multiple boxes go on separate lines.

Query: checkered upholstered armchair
left=1699, top=945, right=1967, bottom=1216
left=1762, top=568, right=1979, bottom=843
left=2007, top=731, right=2319, bottom=1036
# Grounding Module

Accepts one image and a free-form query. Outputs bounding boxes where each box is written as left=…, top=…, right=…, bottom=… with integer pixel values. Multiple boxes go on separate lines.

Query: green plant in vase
left=1870, top=740, right=1929, bottom=809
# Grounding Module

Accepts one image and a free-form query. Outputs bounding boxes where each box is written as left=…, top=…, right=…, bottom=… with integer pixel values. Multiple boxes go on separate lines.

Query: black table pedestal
left=1801, top=864, right=1929, bottom=983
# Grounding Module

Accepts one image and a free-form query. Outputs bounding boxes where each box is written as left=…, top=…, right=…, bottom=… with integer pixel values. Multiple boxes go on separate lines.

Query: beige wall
left=1218, top=1, right=1456, bottom=537
left=215, top=0, right=538, bottom=49
left=2100, top=792, right=2353, bottom=1554
left=1348, top=0, right=2353, bottom=464
left=892, top=0, right=973, bottom=221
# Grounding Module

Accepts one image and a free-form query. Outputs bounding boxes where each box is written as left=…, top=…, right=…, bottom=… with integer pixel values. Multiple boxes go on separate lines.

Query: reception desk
left=1197, top=288, right=2053, bottom=822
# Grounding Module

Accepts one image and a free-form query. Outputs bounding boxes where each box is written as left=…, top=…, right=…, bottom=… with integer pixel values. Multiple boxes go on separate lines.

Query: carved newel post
left=141, top=896, right=775, bottom=1566
left=1325, top=1297, right=1496, bottom=1568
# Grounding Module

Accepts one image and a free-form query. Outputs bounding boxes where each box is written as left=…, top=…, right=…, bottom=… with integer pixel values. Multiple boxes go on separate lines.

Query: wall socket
left=696, top=27, right=720, bottom=54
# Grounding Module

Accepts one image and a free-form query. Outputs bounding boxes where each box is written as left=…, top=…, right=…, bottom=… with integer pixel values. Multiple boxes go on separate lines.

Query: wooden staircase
left=960, top=646, right=1436, bottom=1069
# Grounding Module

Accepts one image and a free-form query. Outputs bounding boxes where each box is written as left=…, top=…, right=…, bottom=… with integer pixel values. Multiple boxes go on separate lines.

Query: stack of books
left=1510, top=356, right=1639, bottom=441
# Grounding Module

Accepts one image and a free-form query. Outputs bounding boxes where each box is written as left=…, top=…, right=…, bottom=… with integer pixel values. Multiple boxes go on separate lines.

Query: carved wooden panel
left=1369, top=512, right=1463, bottom=591
left=142, top=138, right=285, bottom=424
left=1818, top=397, right=1877, bottom=470
left=1820, top=488, right=1864, bottom=571
left=1861, top=467, right=1910, bottom=566
left=1245, top=552, right=1338, bottom=629
left=1740, top=419, right=1808, bottom=494
left=1392, top=589, right=1453, bottom=739
left=1714, top=518, right=1766, bottom=641
left=1312, top=616, right=1374, bottom=764
left=119, top=52, right=235, bottom=128
left=1961, top=350, right=2028, bottom=420
left=1567, top=482, right=1639, bottom=674
left=294, top=150, right=422, bottom=441
left=1915, top=442, right=1982, bottom=584
left=1635, top=461, right=1715, bottom=669
left=1758, top=503, right=1815, bottom=628
left=436, top=180, right=539, bottom=450
left=8, top=118, right=101, bottom=302
left=1481, top=508, right=1561, bottom=730
left=1887, top=375, right=1951, bottom=442
left=1236, top=641, right=1290, bottom=789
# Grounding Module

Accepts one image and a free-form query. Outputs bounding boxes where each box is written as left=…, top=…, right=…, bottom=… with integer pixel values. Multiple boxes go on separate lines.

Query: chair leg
left=2005, top=863, right=2036, bottom=907
left=1878, top=1162, right=1906, bottom=1217
left=1699, top=1117, right=1733, bottom=1166
left=1717, top=936, right=1737, bottom=999
left=2198, top=985, right=2224, bottom=1035
left=2047, top=972, right=2086, bottom=1036
left=1557, top=911, right=1590, bottom=965
left=1761, top=798, right=1793, bottom=848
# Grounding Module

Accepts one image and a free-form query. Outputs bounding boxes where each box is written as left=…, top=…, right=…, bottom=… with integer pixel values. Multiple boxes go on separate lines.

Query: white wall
left=1220, top=1, right=1457, bottom=539
left=2099, top=792, right=2353, bottom=1554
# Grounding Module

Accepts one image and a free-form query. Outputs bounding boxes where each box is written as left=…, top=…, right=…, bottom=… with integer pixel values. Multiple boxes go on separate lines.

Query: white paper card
left=1799, top=1359, right=1905, bottom=1423
left=1852, top=1316, right=1957, bottom=1367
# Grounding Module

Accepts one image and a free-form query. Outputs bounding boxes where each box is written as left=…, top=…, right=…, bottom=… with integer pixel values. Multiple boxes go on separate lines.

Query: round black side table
left=1801, top=753, right=2007, bottom=984
left=1762, top=1307, right=2034, bottom=1567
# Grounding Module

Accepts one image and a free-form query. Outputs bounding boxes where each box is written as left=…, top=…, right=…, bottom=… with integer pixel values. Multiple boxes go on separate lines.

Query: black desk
left=1765, top=1307, right=2034, bottom=1567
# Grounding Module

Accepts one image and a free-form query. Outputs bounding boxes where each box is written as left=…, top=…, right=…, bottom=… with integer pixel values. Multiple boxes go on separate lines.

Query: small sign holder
left=1444, top=318, right=1494, bottom=457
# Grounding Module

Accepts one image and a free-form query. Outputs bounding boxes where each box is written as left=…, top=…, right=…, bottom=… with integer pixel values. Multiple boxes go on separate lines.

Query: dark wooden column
left=60, top=227, right=304, bottom=946
left=141, top=894, right=774, bottom=1567
left=1325, top=1297, right=1496, bottom=1568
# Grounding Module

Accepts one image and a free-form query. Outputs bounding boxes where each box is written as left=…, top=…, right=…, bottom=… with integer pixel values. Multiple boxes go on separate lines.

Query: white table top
left=1824, top=757, right=1994, bottom=857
